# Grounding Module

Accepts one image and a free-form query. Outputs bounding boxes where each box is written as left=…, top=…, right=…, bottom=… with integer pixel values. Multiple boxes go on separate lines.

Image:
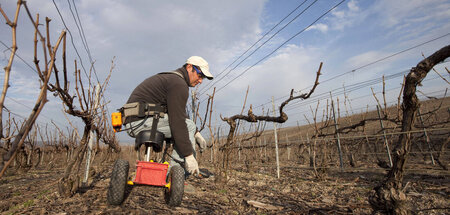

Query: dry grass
left=0, top=97, right=448, bottom=214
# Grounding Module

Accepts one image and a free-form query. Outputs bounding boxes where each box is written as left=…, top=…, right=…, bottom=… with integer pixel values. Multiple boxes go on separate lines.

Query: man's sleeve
left=166, top=81, right=193, bottom=157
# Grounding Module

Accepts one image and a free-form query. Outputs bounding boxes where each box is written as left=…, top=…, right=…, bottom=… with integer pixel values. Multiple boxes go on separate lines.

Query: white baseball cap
left=186, top=56, right=213, bottom=80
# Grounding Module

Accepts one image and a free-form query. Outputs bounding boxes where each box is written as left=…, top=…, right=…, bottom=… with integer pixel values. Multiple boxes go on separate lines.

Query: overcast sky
left=1, top=0, right=449, bottom=143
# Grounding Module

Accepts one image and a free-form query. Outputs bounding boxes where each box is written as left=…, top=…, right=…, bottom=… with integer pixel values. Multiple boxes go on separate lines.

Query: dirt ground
left=0, top=156, right=448, bottom=215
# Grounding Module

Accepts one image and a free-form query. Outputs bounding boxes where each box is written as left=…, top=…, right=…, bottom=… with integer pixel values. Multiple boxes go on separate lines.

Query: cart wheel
left=164, top=165, right=185, bottom=206
left=107, top=159, right=129, bottom=205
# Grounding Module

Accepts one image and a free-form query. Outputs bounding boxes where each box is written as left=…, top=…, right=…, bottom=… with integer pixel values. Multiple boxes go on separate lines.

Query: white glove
left=184, top=154, right=199, bottom=175
left=195, top=131, right=207, bottom=152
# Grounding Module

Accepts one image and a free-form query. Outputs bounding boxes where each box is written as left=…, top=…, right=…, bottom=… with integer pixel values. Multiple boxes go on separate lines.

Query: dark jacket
left=126, top=67, right=193, bottom=157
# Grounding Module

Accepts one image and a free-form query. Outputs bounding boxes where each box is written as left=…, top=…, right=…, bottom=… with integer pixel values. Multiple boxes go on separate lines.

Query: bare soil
left=0, top=156, right=448, bottom=215
left=1, top=98, right=448, bottom=214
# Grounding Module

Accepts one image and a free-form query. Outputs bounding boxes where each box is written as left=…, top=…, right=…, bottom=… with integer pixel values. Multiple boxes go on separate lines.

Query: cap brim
left=199, top=65, right=213, bottom=80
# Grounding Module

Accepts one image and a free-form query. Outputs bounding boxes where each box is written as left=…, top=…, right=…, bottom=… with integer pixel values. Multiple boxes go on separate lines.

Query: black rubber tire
left=107, top=159, right=129, bottom=205
left=164, top=165, right=185, bottom=206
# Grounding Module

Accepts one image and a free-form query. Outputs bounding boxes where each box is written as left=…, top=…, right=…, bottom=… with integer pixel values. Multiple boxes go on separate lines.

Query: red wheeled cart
left=106, top=130, right=185, bottom=206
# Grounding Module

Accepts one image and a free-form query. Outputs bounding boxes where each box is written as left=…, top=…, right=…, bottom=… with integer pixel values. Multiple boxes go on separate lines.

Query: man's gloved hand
left=194, top=131, right=207, bottom=152
left=184, top=154, right=200, bottom=175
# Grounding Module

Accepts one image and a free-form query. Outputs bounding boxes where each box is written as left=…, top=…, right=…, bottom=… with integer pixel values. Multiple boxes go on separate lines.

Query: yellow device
left=111, top=112, right=123, bottom=132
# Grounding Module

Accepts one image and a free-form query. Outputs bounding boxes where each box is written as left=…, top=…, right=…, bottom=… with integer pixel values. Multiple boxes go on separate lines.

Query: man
left=124, top=56, right=213, bottom=175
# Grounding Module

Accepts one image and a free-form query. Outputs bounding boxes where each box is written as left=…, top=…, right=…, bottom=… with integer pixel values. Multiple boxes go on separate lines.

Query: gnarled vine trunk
left=369, top=45, right=450, bottom=214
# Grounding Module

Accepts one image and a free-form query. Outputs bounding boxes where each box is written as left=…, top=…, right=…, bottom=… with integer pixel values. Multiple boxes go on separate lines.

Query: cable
left=1, top=39, right=72, bottom=128
left=198, top=0, right=312, bottom=94
left=72, top=0, right=92, bottom=57
left=2, top=3, right=111, bottom=133
left=67, top=0, right=112, bottom=120
left=254, top=32, right=450, bottom=109
left=285, top=58, right=449, bottom=112
left=52, top=0, right=92, bottom=87
left=1, top=106, right=70, bottom=137
left=206, top=0, right=346, bottom=100
left=67, top=0, right=89, bottom=60
left=281, top=67, right=409, bottom=112
left=292, top=87, right=449, bottom=125
left=0, top=40, right=39, bottom=75
left=66, top=0, right=100, bottom=84
left=285, top=72, right=444, bottom=118
left=5, top=96, right=67, bottom=127
left=291, top=87, right=448, bottom=122
left=2, top=106, right=27, bottom=119
left=52, top=0, right=112, bottom=124
left=216, top=72, right=446, bottom=127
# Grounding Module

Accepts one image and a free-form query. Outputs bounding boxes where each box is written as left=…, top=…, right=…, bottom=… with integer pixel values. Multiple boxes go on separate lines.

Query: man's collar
left=176, top=67, right=191, bottom=86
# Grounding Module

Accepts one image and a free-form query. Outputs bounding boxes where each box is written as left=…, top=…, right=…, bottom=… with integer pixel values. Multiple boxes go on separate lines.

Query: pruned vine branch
left=216, top=62, right=322, bottom=183
left=222, top=62, right=322, bottom=126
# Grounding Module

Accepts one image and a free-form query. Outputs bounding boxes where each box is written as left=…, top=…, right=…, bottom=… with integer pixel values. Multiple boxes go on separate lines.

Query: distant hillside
left=231, top=96, right=450, bottom=144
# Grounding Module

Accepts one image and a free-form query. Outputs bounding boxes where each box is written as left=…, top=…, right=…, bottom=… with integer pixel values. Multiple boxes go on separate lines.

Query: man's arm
left=166, top=79, right=193, bottom=157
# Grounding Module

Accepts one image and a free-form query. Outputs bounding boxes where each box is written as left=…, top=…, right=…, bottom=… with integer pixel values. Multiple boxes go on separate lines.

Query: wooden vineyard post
left=376, top=105, right=393, bottom=167
left=212, top=129, right=220, bottom=163
left=264, top=137, right=267, bottom=159
left=285, top=133, right=291, bottom=161
left=259, top=139, right=262, bottom=157
left=331, top=100, right=344, bottom=170
left=272, top=97, right=280, bottom=179
left=300, top=134, right=305, bottom=163
left=238, top=138, right=241, bottom=161
left=210, top=136, right=214, bottom=163
left=306, top=133, right=314, bottom=167
left=417, top=108, right=435, bottom=165
left=83, top=84, right=101, bottom=185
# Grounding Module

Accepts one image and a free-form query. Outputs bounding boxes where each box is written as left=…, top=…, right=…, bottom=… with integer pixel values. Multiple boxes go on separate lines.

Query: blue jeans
left=125, top=114, right=197, bottom=169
